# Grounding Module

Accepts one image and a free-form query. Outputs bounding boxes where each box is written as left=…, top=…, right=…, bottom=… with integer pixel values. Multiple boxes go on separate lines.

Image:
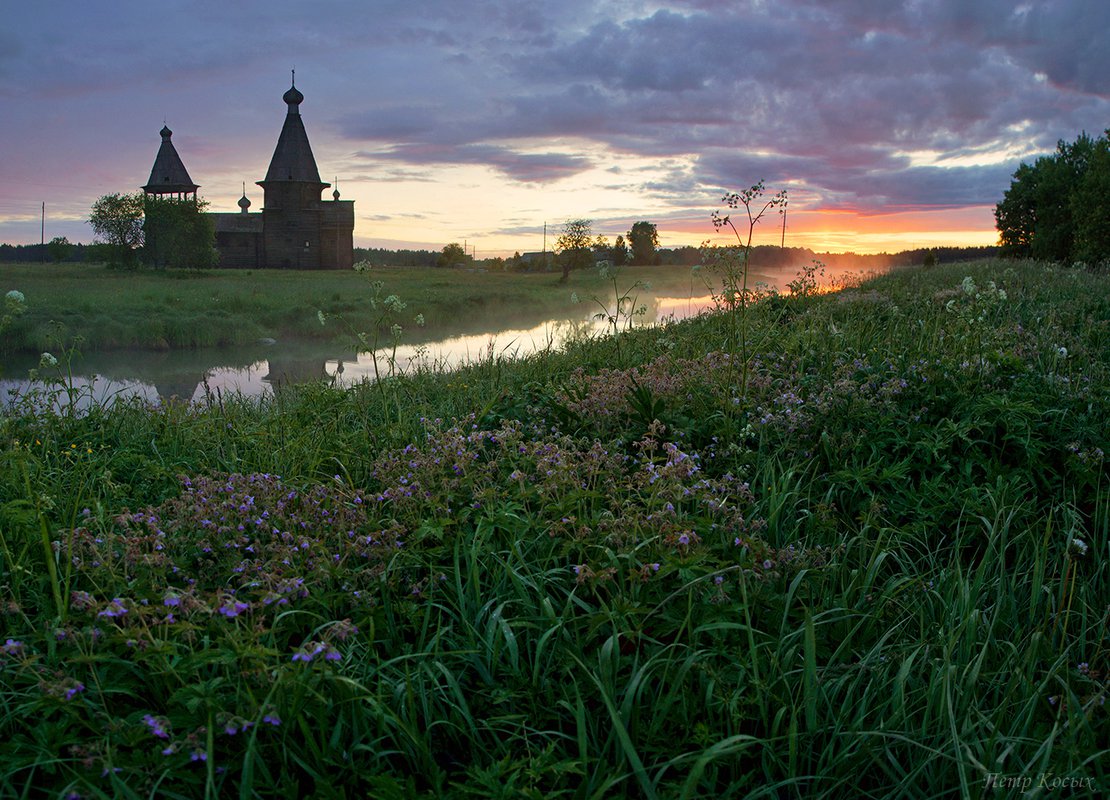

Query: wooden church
left=142, top=78, right=354, bottom=269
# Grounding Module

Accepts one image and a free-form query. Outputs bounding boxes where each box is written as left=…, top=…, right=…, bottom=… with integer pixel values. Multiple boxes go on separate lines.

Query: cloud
left=3, top=0, right=1108, bottom=249
left=357, top=144, right=594, bottom=183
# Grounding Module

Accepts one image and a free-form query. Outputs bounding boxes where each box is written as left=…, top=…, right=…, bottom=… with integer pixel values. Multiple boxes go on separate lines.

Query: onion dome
left=238, top=193, right=251, bottom=212
left=283, top=84, right=304, bottom=107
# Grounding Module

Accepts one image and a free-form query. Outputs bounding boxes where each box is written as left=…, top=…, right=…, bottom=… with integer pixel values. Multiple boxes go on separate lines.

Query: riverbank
left=1, top=259, right=1106, bottom=797
left=0, top=261, right=740, bottom=354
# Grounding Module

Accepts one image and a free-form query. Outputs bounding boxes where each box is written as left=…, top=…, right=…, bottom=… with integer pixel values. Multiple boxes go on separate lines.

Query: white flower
left=1057, top=346, right=1068, bottom=358
left=961, top=276, right=976, bottom=295
left=39, top=352, right=58, bottom=368
left=5, top=290, right=25, bottom=305
left=390, top=323, right=403, bottom=339
left=414, top=313, right=425, bottom=327
left=1069, top=538, right=1088, bottom=558
left=317, top=310, right=327, bottom=326
left=570, top=292, right=580, bottom=304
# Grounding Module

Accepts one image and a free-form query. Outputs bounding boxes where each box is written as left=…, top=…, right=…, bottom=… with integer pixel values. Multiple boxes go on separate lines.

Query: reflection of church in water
left=142, top=76, right=354, bottom=269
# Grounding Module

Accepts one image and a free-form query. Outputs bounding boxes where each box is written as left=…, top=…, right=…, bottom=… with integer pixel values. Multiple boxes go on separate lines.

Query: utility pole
left=41, top=202, right=45, bottom=262
left=781, top=204, right=786, bottom=249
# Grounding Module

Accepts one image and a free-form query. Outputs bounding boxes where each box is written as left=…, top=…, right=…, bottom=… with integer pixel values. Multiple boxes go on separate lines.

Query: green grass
left=0, top=259, right=1107, bottom=798
left=0, top=262, right=735, bottom=354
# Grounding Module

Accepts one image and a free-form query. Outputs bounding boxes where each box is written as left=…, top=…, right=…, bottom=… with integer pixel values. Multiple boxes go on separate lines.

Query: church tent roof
left=143, top=125, right=199, bottom=195
left=262, top=82, right=328, bottom=186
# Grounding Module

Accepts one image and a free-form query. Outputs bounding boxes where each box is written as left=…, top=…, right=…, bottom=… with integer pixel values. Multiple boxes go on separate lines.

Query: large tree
left=89, top=192, right=146, bottom=269
left=143, top=196, right=218, bottom=269
left=437, top=242, right=471, bottom=267
left=627, top=221, right=659, bottom=265
left=1072, top=134, right=1110, bottom=263
left=611, top=234, right=629, bottom=266
left=555, top=219, right=594, bottom=283
left=995, top=130, right=1108, bottom=263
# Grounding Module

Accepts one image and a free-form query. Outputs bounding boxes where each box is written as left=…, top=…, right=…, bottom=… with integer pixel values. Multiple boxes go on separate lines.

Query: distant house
left=141, top=78, right=354, bottom=269
left=520, top=251, right=554, bottom=270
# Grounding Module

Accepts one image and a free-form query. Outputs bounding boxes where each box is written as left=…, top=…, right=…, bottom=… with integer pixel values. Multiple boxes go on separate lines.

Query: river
left=1, top=292, right=719, bottom=412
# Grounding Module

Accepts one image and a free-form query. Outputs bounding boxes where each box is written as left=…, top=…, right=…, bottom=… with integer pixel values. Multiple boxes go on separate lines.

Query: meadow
left=0, top=259, right=1107, bottom=798
left=0, top=263, right=728, bottom=354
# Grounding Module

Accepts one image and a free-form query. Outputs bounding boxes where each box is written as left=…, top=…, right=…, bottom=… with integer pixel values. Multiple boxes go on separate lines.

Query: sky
left=1, top=0, right=1107, bottom=257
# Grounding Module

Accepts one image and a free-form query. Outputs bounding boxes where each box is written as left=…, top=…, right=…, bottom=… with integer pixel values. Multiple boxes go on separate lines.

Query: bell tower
left=257, top=73, right=331, bottom=268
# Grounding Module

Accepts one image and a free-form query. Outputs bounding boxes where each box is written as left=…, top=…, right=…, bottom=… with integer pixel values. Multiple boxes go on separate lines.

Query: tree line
left=996, top=128, right=1110, bottom=264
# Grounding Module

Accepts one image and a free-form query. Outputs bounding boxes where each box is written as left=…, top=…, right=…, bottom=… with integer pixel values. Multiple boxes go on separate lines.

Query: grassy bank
left=1, top=259, right=1107, bottom=798
left=0, top=262, right=729, bottom=354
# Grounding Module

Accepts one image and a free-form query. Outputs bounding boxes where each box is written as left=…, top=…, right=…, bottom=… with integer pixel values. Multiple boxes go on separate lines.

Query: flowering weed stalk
left=707, top=181, right=787, bottom=402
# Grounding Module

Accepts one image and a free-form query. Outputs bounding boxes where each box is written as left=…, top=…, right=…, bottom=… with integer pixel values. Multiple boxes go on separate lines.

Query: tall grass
left=0, top=259, right=1106, bottom=798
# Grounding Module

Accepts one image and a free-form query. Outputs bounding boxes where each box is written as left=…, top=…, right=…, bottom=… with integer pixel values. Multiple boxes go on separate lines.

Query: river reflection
left=1, top=293, right=719, bottom=411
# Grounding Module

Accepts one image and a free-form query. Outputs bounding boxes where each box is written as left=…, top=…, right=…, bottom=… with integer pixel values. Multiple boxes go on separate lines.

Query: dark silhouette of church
left=142, top=77, right=354, bottom=269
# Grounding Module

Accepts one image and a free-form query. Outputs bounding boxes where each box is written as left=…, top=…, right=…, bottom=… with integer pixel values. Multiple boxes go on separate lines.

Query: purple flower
left=63, top=682, right=85, bottom=701
left=714, top=576, right=725, bottom=585
left=98, top=598, right=129, bottom=619
left=678, top=534, right=690, bottom=546
left=218, top=600, right=250, bottom=618
left=263, top=713, right=282, bottom=726
left=142, top=714, right=170, bottom=739
left=292, top=642, right=326, bottom=663
left=1, top=639, right=25, bottom=657
left=650, top=563, right=661, bottom=572
left=762, top=560, right=773, bottom=570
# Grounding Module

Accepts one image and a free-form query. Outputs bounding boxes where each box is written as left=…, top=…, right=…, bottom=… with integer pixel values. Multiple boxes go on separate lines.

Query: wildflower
left=218, top=599, right=250, bottom=618
left=1057, top=346, right=1068, bottom=358
left=1069, top=538, right=1089, bottom=558
left=1077, top=662, right=1090, bottom=675
left=97, top=598, right=129, bottom=619
left=142, top=714, right=170, bottom=739
left=414, top=313, right=425, bottom=327
left=1, top=639, right=25, bottom=658
left=262, top=712, right=282, bottom=726
left=39, top=352, right=58, bottom=368
left=190, top=749, right=207, bottom=762
left=292, top=642, right=326, bottom=662
left=714, top=575, right=725, bottom=585
left=762, top=559, right=774, bottom=570
left=330, top=619, right=359, bottom=641
left=677, top=533, right=690, bottom=546
left=317, top=309, right=327, bottom=326
left=63, top=681, right=86, bottom=701
left=651, top=563, right=661, bottom=572
left=5, top=289, right=25, bottom=304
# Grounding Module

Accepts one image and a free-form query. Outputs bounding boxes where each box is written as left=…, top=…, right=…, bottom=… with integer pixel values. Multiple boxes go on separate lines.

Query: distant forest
left=1, top=241, right=997, bottom=269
